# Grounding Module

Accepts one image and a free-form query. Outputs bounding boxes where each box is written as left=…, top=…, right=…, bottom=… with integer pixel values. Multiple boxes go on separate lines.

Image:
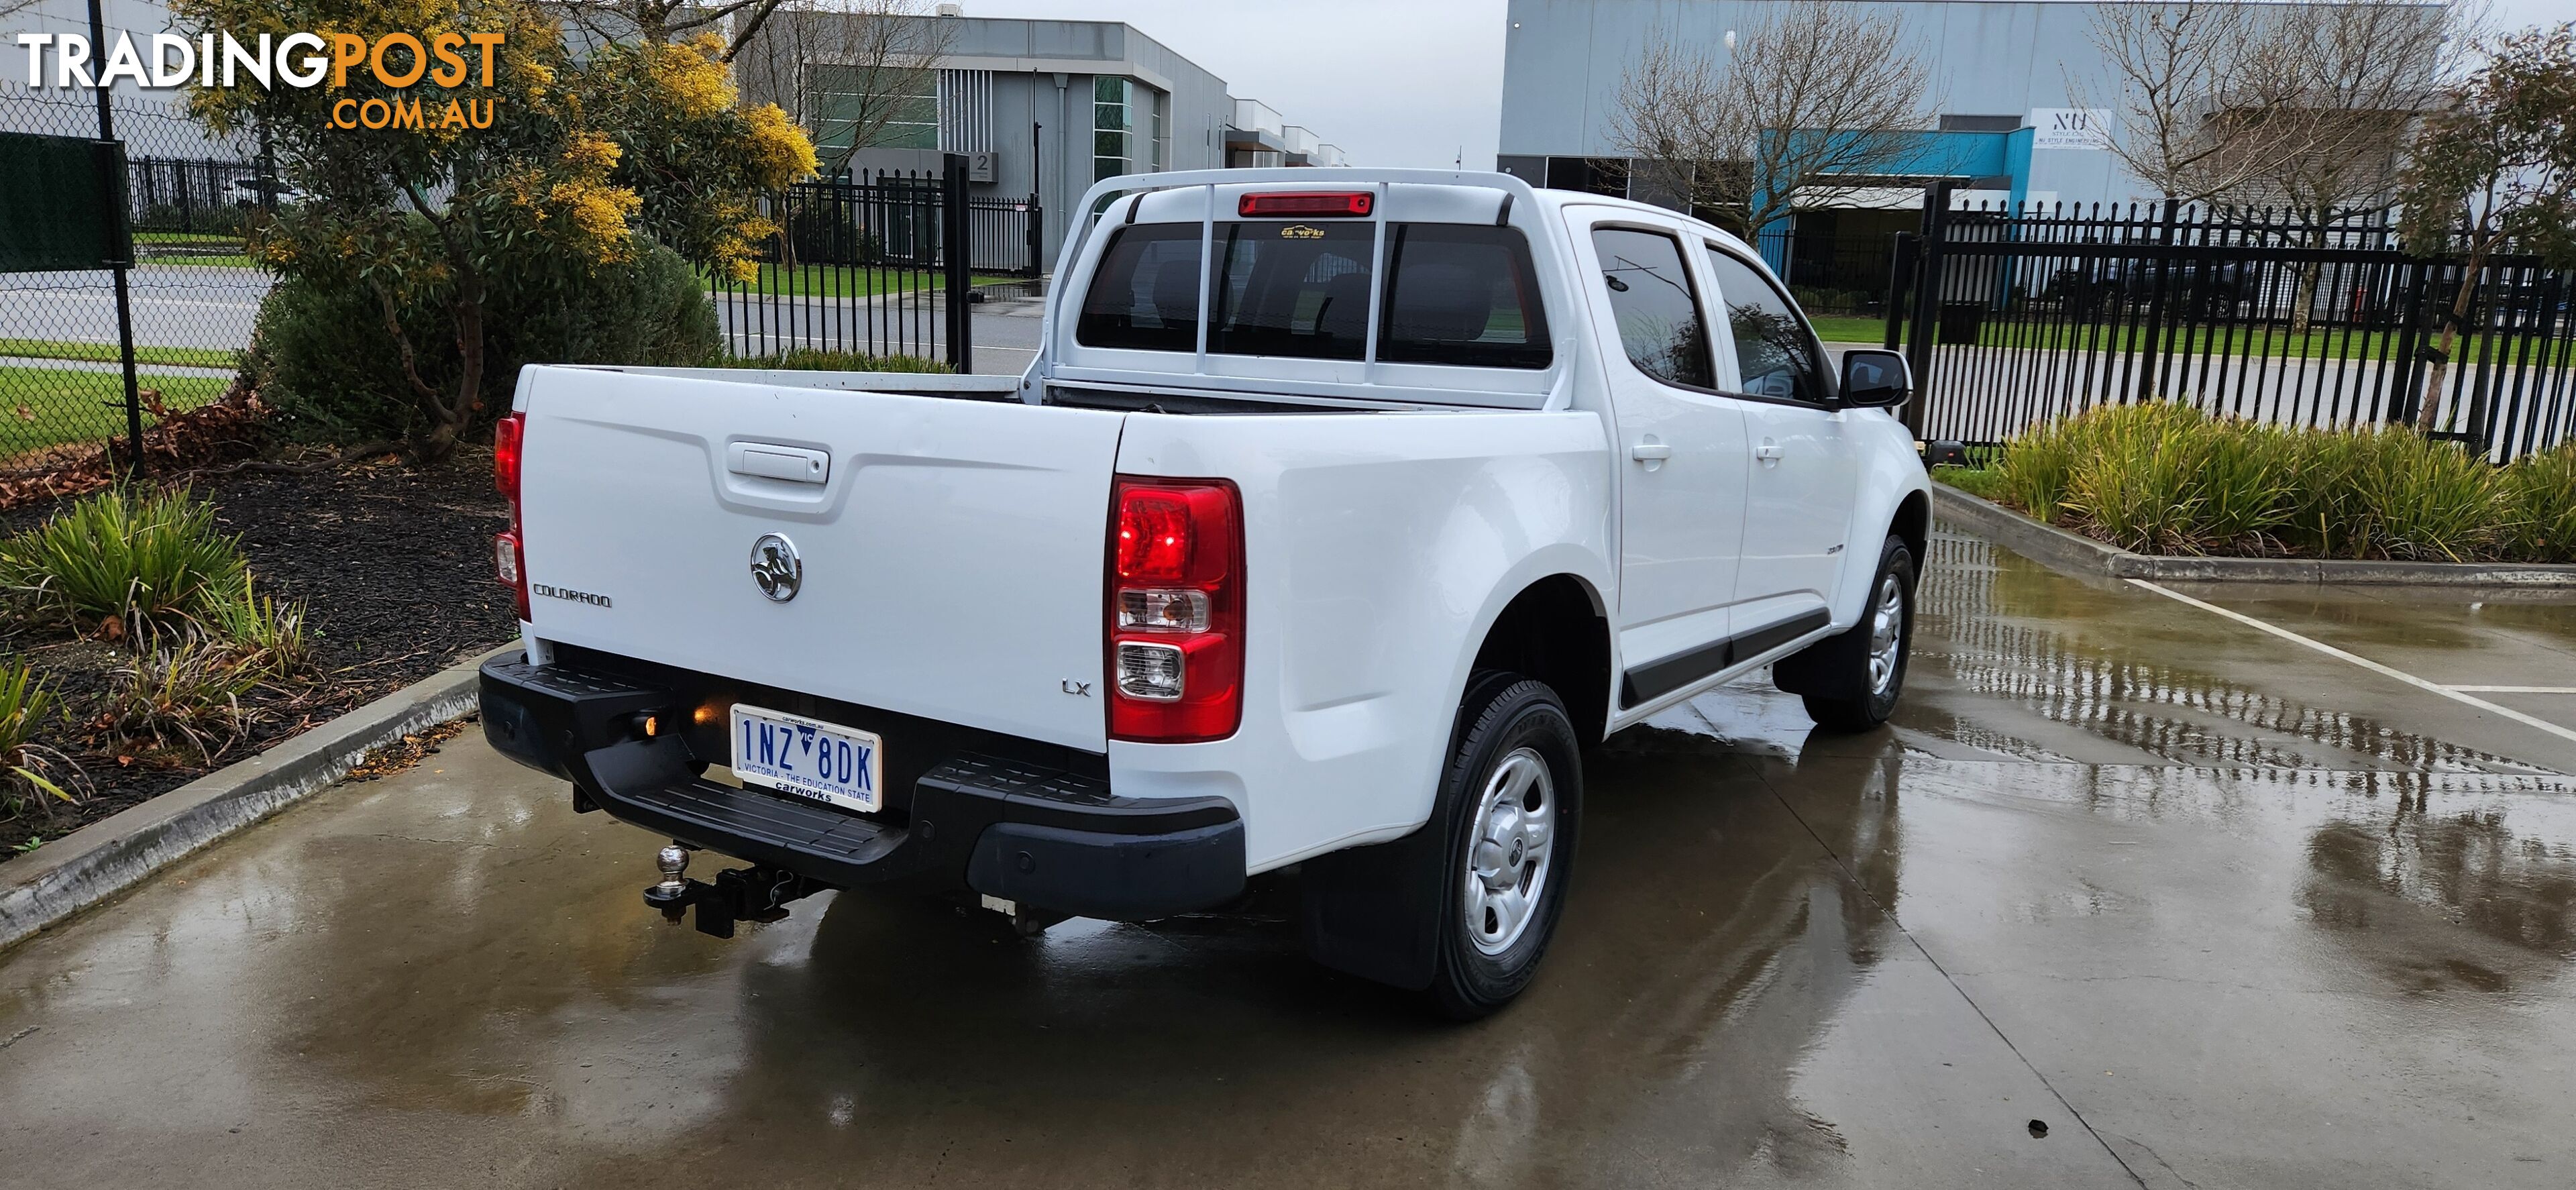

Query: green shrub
left=722, top=347, right=953, bottom=373
left=2500, top=443, right=2576, bottom=563
left=0, top=488, right=250, bottom=636
left=248, top=236, right=724, bottom=445
left=1, top=662, right=78, bottom=817
left=100, top=641, right=264, bottom=761
left=2334, top=429, right=2503, bottom=562
left=1980, top=404, right=2561, bottom=562
left=203, top=575, right=315, bottom=679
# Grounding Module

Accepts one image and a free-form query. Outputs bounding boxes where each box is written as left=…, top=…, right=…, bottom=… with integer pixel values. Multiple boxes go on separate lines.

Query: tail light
left=493, top=413, right=530, bottom=620
left=1106, top=477, right=1242, bottom=742
left=1238, top=191, right=1373, bottom=217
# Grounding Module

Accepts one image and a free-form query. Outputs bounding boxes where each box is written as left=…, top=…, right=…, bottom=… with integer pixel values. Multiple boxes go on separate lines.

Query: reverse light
left=1238, top=191, right=1373, bottom=218
left=1115, top=641, right=1186, bottom=701
left=1106, top=478, right=1243, bottom=742
left=494, top=529, right=529, bottom=620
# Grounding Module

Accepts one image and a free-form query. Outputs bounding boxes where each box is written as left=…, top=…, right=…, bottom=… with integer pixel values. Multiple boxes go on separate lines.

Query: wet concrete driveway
left=5, top=529, right=2575, bottom=1188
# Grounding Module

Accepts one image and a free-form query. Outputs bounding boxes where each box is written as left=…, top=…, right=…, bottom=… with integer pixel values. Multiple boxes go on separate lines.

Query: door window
left=1703, top=248, right=1825, bottom=403
left=1591, top=227, right=1713, bottom=389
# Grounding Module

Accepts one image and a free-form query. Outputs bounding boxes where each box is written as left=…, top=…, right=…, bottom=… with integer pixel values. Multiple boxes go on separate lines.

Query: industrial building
left=739, top=13, right=1344, bottom=264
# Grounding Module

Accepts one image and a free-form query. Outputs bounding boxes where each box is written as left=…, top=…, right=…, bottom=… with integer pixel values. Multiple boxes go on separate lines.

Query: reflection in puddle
left=2302, top=781, right=2576, bottom=995
left=1918, top=533, right=2551, bottom=773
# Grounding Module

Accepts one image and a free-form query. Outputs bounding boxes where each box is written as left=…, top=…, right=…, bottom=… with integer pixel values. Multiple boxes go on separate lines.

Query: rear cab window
left=1069, top=188, right=1555, bottom=384
left=1381, top=225, right=1550, bottom=370
left=1076, top=223, right=1203, bottom=351
left=1210, top=221, right=1375, bottom=360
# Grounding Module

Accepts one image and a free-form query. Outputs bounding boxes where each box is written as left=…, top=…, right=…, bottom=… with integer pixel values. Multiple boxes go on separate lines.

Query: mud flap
left=1297, top=671, right=1517, bottom=992
left=1772, top=618, right=1871, bottom=700
left=1297, top=820, right=1449, bottom=991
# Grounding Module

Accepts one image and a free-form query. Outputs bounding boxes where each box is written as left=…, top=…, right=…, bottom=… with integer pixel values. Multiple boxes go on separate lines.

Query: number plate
left=729, top=704, right=884, bottom=813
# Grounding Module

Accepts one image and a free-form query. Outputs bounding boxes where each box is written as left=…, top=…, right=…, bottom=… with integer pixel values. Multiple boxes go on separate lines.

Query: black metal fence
left=712, top=164, right=1022, bottom=366
left=0, top=82, right=266, bottom=478
left=1887, top=195, right=2575, bottom=462
left=1756, top=228, right=1893, bottom=317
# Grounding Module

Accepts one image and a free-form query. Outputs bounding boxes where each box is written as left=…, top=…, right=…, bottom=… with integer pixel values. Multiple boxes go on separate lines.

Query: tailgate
left=515, top=367, right=1124, bottom=750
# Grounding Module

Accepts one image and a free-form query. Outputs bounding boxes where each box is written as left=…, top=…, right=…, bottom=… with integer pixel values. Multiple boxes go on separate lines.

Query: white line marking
left=2128, top=578, right=2576, bottom=747
left=2447, top=686, right=2576, bottom=695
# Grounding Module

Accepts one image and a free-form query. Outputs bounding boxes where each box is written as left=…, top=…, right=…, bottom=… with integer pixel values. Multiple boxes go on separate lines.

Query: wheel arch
left=1468, top=572, right=1613, bottom=745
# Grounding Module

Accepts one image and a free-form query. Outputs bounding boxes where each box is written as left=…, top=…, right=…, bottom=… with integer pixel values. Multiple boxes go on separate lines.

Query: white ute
left=478, top=169, right=1931, bottom=1017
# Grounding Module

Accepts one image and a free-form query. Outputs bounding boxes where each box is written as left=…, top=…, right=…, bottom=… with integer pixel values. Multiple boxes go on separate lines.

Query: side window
left=1378, top=223, right=1552, bottom=369
left=1703, top=247, right=1825, bottom=403
left=1208, top=221, right=1376, bottom=360
left=1075, top=223, right=1203, bottom=352
left=1590, top=227, right=1713, bottom=389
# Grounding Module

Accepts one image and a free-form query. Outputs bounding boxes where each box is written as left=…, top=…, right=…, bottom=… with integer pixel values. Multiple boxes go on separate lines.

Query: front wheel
left=1776, top=535, right=1917, bottom=733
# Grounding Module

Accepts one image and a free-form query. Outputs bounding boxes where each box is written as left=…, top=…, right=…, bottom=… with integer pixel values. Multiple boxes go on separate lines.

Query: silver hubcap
left=1868, top=573, right=1905, bottom=696
left=1464, top=747, right=1556, bottom=956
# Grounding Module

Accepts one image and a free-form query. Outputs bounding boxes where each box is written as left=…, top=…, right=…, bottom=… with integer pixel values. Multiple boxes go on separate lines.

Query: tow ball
left=643, top=843, right=820, bottom=938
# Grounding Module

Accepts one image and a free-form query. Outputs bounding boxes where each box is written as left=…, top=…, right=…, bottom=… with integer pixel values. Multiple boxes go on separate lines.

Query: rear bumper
left=478, top=651, right=1244, bottom=921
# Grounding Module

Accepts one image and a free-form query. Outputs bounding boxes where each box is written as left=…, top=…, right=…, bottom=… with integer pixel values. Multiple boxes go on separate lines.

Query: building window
left=1544, top=156, right=1629, bottom=199
left=1095, top=76, right=1132, bottom=182
left=811, top=65, right=939, bottom=160
left=1938, top=114, right=2024, bottom=133
left=1150, top=91, right=1167, bottom=172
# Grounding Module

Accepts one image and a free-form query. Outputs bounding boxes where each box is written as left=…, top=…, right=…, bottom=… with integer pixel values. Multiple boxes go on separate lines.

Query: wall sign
left=2029, top=109, right=2114, bottom=151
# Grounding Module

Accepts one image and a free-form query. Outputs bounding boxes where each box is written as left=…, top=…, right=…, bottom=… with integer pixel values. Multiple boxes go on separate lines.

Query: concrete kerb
left=0, top=645, right=512, bottom=953
left=1932, top=483, right=2576, bottom=588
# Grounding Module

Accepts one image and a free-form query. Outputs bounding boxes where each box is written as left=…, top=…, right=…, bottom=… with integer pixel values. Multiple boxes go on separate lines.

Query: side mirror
left=1839, top=349, right=1912, bottom=408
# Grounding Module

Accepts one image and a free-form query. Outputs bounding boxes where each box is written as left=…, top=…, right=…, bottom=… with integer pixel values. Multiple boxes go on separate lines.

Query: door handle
left=1630, top=441, right=1672, bottom=462
left=1753, top=439, right=1783, bottom=463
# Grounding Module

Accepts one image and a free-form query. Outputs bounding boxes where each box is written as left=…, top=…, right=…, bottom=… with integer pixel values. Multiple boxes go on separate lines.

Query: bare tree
left=1611, top=0, right=1933, bottom=238
left=544, top=0, right=765, bottom=58
left=735, top=0, right=954, bottom=177
left=2237, top=1, right=2461, bottom=331
left=2073, top=0, right=2300, bottom=205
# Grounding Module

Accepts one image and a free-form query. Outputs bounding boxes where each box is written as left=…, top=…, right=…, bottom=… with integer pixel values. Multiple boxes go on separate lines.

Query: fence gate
left=1885, top=186, right=2576, bottom=462
left=711, top=154, right=1036, bottom=372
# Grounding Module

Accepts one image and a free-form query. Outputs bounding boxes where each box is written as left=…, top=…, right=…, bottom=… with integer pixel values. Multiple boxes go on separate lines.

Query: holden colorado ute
left=478, top=169, right=1931, bottom=1018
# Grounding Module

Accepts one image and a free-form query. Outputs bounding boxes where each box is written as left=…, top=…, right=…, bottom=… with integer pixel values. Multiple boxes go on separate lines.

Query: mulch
left=2, top=449, right=517, bottom=857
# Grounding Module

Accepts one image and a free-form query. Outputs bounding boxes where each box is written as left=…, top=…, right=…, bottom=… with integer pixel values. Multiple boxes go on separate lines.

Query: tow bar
left=643, top=843, right=821, bottom=938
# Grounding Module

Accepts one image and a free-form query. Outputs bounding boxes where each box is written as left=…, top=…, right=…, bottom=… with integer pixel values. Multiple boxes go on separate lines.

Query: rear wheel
left=1424, top=675, right=1582, bottom=1020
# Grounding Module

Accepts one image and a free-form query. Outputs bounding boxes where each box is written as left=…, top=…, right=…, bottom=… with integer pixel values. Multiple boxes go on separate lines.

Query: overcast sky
left=959, top=0, right=2572, bottom=170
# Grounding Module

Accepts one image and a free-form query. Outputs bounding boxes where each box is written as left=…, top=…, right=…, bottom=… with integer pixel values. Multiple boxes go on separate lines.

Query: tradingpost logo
left=14, top=30, right=506, bottom=130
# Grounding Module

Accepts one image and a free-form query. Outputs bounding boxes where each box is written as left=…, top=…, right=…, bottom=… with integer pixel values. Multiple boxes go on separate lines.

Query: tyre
left=1776, top=535, right=1916, bottom=733
left=1423, top=673, right=1584, bottom=1020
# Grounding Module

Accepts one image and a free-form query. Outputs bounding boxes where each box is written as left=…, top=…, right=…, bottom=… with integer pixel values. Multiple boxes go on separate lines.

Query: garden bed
left=1933, top=404, right=2576, bottom=564
left=1, top=455, right=515, bottom=856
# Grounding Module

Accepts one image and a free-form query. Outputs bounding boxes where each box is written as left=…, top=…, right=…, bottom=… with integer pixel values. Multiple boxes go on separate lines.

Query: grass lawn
left=0, top=338, right=239, bottom=370
left=708, top=264, right=1021, bottom=298
left=1811, top=315, right=1888, bottom=343
left=132, top=231, right=256, bottom=269
left=0, top=366, right=232, bottom=460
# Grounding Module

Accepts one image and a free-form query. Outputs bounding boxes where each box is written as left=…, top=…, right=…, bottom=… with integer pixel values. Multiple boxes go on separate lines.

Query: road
left=1, top=266, right=1046, bottom=376
left=3, top=527, right=2574, bottom=1187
